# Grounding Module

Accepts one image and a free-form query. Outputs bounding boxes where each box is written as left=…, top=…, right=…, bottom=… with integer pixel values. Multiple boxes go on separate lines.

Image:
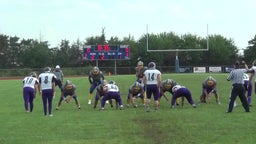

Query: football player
left=88, top=66, right=104, bottom=105
left=101, top=81, right=124, bottom=110
left=53, top=65, right=64, bottom=89
left=171, top=85, right=196, bottom=109
left=127, top=81, right=145, bottom=108
left=135, top=61, right=147, bottom=83
left=243, top=73, right=252, bottom=106
left=135, top=61, right=147, bottom=103
left=22, top=72, right=39, bottom=113
left=159, top=79, right=180, bottom=105
left=199, top=76, right=220, bottom=104
left=143, top=62, right=161, bottom=112
left=56, top=80, right=81, bottom=110
left=38, top=67, right=57, bottom=116
left=246, top=60, right=256, bottom=106
left=93, top=80, right=114, bottom=109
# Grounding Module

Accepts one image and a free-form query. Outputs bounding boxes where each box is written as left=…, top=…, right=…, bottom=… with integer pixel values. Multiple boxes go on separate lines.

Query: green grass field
left=1, top=73, right=256, bottom=144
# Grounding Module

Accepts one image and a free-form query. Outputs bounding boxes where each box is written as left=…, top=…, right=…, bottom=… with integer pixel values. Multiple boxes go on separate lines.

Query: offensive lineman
left=101, top=81, right=124, bottom=110
left=171, top=84, right=196, bottom=108
left=56, top=80, right=81, bottom=110
left=93, top=80, right=114, bottom=109
left=199, top=76, right=220, bottom=104
left=127, top=81, right=145, bottom=108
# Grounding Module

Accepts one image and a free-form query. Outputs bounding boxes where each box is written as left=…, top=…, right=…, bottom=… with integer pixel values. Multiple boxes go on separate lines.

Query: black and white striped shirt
left=227, top=69, right=246, bottom=84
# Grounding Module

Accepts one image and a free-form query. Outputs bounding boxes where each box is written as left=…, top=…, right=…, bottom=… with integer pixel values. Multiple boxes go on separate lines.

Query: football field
left=0, top=73, right=255, bottom=144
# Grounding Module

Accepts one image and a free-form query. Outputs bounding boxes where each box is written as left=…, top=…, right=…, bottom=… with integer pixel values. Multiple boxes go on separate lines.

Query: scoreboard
left=83, top=45, right=130, bottom=60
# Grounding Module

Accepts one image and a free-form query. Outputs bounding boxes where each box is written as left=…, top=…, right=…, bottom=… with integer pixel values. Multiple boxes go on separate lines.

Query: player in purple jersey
left=101, top=81, right=123, bottom=110
left=243, top=73, right=252, bottom=106
left=93, top=80, right=114, bottom=109
left=143, top=62, right=162, bottom=112
left=88, top=66, right=104, bottom=105
left=127, top=81, right=145, bottom=108
left=199, top=76, right=220, bottom=104
left=171, top=85, right=196, bottom=109
left=56, top=80, right=81, bottom=110
left=247, top=60, right=256, bottom=97
left=38, top=67, right=57, bottom=116
left=22, top=72, right=39, bottom=113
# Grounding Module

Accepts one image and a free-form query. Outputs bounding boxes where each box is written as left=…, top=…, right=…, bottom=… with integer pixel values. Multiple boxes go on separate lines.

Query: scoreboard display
left=83, top=45, right=130, bottom=60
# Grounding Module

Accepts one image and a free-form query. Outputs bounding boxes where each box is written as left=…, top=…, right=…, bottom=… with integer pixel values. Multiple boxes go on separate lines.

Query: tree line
left=1, top=31, right=256, bottom=69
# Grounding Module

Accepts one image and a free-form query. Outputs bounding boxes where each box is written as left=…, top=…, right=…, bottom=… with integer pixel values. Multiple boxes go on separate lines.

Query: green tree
left=20, top=40, right=51, bottom=68
left=244, top=34, right=256, bottom=64
left=55, top=40, right=70, bottom=67
left=69, top=39, right=83, bottom=67
left=0, top=34, right=9, bottom=68
left=201, top=35, right=237, bottom=65
left=9, top=36, right=20, bottom=67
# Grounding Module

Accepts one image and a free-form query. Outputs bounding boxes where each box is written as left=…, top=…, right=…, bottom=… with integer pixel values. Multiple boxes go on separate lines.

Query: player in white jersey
left=101, top=81, right=123, bottom=110
left=38, top=67, right=57, bottom=116
left=22, top=72, right=39, bottom=113
left=248, top=60, right=256, bottom=92
left=171, top=84, right=196, bottom=108
left=143, top=62, right=162, bottom=112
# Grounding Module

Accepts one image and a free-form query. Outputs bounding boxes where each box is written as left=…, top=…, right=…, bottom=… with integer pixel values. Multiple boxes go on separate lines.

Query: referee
left=227, top=61, right=250, bottom=113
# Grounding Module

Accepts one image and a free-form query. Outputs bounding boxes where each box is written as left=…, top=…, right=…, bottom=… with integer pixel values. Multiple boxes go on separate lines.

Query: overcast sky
left=0, top=0, right=255, bottom=49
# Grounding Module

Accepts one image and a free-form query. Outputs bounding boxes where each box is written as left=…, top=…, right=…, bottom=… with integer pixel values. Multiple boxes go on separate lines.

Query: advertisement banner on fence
left=193, top=67, right=206, bottom=73
left=209, top=67, right=222, bottom=72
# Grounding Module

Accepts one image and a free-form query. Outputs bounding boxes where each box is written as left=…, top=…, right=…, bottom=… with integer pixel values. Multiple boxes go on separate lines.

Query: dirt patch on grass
left=132, top=118, right=165, bottom=144
left=0, top=77, right=23, bottom=80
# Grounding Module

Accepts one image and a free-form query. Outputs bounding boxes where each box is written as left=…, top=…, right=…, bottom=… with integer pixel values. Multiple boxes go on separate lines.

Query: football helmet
left=64, top=80, right=73, bottom=89
left=207, top=76, right=213, bottom=80
left=137, top=61, right=143, bottom=66
left=206, top=76, right=215, bottom=86
left=92, top=66, right=99, bottom=74
left=102, top=80, right=108, bottom=85
left=165, top=79, right=176, bottom=86
left=65, top=80, right=72, bottom=85
left=109, top=80, right=116, bottom=85
left=44, top=67, right=51, bottom=72
left=133, top=81, right=140, bottom=87
left=55, top=65, right=60, bottom=69
left=28, top=72, right=37, bottom=78
left=148, top=62, right=156, bottom=69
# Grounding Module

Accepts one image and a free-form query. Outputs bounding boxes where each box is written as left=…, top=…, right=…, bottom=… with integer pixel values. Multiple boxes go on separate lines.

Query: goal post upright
left=146, top=24, right=209, bottom=73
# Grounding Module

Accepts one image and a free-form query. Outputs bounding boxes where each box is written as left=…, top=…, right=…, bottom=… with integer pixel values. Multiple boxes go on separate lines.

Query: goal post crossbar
left=147, top=48, right=208, bottom=52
